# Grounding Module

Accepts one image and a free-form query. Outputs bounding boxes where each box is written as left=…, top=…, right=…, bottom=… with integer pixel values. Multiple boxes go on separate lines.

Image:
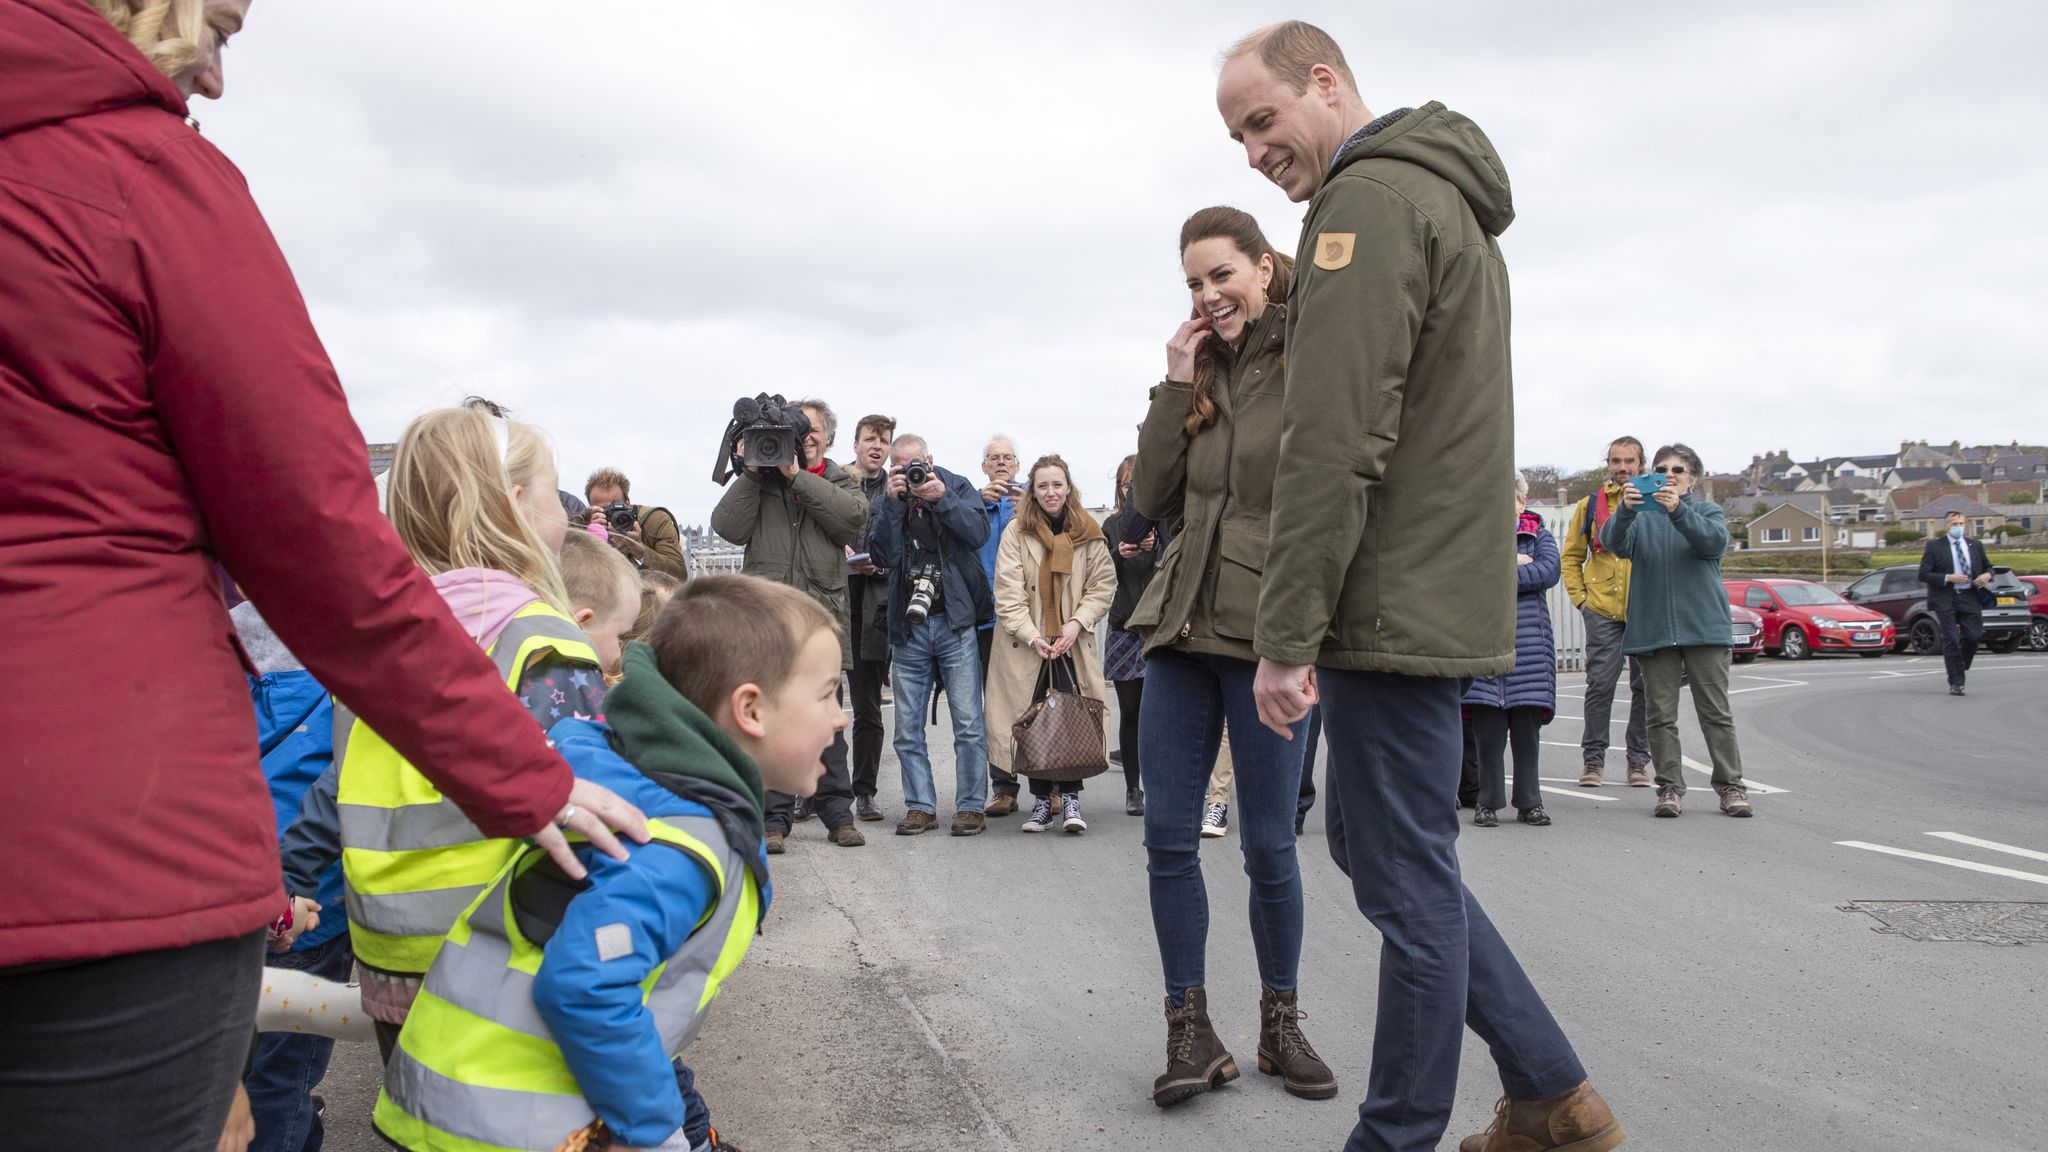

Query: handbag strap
left=1032, top=653, right=1082, bottom=700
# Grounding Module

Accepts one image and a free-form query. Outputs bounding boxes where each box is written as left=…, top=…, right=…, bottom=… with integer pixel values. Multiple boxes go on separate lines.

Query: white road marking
left=1926, top=832, right=2048, bottom=864
left=1537, top=782, right=1617, bottom=802
left=1728, top=676, right=1807, bottom=695
left=1681, top=755, right=1788, bottom=794
left=1836, top=841, right=2048, bottom=886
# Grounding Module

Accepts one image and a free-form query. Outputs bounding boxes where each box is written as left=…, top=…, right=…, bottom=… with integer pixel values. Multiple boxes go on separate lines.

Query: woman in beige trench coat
left=985, top=455, right=1117, bottom=833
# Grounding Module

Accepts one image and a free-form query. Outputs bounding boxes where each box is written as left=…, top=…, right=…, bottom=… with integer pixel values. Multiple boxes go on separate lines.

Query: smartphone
left=1629, top=474, right=1665, bottom=497
left=846, top=551, right=871, bottom=568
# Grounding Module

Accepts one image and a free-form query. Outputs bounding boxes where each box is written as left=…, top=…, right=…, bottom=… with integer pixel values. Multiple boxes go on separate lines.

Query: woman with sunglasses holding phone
left=1601, top=443, right=1753, bottom=818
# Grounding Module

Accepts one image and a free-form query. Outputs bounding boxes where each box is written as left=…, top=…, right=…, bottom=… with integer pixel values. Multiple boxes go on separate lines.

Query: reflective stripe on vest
left=372, top=816, right=761, bottom=1152
left=339, top=603, right=598, bottom=975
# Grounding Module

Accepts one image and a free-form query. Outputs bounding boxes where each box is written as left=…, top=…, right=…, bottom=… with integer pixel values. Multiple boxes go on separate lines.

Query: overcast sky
left=204, top=1, right=2045, bottom=524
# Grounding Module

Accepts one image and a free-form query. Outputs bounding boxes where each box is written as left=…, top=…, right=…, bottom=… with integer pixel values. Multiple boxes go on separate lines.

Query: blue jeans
left=892, top=617, right=989, bottom=815
left=673, top=1060, right=711, bottom=1147
left=1138, top=649, right=1307, bottom=1002
left=245, top=932, right=355, bottom=1152
left=1320, top=670, right=1586, bottom=1152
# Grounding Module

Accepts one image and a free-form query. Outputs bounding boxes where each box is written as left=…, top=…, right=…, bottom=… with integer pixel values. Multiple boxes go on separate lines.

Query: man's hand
left=779, top=458, right=801, bottom=480
left=979, top=482, right=1009, bottom=504
left=910, top=476, right=946, bottom=503
left=1166, top=316, right=1214, bottom=382
left=1048, top=619, right=1082, bottom=658
left=1253, top=658, right=1317, bottom=738
left=846, top=545, right=879, bottom=576
left=1973, top=572, right=1993, bottom=588
left=1949, top=572, right=1970, bottom=585
left=216, top=1084, right=254, bottom=1152
left=528, top=778, right=651, bottom=881
left=886, top=472, right=910, bottom=500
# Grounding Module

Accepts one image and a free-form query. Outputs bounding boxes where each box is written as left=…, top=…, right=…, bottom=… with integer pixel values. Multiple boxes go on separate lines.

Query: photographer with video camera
left=582, top=468, right=689, bottom=580
left=868, top=434, right=994, bottom=837
left=711, top=395, right=869, bottom=850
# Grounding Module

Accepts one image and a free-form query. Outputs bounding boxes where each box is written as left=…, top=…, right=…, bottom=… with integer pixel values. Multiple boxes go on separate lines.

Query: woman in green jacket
left=1601, top=443, right=1753, bottom=819
left=1127, top=206, right=1334, bottom=1109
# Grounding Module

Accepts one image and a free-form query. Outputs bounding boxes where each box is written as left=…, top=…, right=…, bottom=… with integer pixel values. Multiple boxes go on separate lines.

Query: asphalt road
left=315, top=650, right=2048, bottom=1152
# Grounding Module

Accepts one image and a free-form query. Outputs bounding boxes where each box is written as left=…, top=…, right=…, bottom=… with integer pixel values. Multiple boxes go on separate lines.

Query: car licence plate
left=1997, top=596, right=2019, bottom=606
left=1853, top=632, right=1880, bottom=642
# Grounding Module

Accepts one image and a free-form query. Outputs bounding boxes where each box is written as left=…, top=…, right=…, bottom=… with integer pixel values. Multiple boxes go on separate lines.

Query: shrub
left=1883, top=528, right=1923, bottom=546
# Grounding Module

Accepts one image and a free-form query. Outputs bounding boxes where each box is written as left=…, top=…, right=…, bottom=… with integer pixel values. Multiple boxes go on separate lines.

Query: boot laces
left=1165, top=1002, right=1199, bottom=1064
left=1267, top=996, right=1313, bottom=1055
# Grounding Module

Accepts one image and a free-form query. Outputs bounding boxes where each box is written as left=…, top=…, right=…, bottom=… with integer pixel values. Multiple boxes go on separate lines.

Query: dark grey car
left=1843, top=563, right=2032, bottom=654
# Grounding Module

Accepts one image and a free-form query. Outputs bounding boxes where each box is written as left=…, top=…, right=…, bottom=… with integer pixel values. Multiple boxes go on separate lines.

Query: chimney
left=1556, top=485, right=1569, bottom=506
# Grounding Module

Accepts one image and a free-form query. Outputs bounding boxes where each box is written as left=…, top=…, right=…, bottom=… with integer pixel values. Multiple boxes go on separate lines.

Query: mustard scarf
left=1024, top=504, right=1104, bottom=634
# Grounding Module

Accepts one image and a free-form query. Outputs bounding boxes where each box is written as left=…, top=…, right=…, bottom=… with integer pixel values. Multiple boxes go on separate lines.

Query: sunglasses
left=1653, top=465, right=1689, bottom=475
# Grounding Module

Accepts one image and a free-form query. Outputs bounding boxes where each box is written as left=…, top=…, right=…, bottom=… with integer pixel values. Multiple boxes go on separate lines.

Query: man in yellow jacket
left=1561, top=437, right=1651, bottom=787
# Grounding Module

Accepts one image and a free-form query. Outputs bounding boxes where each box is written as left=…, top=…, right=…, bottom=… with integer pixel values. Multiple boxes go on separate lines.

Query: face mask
left=1948, top=525, right=1965, bottom=539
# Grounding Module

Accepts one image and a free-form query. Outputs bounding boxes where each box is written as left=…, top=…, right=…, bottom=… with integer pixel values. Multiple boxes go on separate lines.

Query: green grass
left=1989, top=550, right=2048, bottom=573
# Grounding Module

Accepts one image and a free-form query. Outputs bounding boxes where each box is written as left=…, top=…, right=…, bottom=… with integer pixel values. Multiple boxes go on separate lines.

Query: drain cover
left=1842, top=901, right=2048, bottom=945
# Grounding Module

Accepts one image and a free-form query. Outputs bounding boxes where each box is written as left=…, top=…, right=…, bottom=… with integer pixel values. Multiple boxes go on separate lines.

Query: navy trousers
left=1320, top=669, right=1586, bottom=1152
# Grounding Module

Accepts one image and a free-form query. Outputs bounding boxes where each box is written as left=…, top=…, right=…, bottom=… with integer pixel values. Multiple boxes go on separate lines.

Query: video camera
left=713, top=394, right=813, bottom=485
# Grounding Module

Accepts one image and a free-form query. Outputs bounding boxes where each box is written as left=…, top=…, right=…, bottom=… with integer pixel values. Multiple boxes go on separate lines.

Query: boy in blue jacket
left=232, top=602, right=353, bottom=1152
left=375, top=575, right=846, bottom=1152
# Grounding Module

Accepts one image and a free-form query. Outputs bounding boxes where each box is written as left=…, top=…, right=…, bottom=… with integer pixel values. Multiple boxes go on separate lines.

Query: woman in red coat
left=0, top=3, right=645, bottom=1147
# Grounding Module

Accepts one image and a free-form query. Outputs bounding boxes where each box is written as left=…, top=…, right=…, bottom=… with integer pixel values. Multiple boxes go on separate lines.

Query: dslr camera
left=713, top=394, right=813, bottom=485
left=601, top=500, right=638, bottom=532
left=896, top=457, right=932, bottom=497
left=903, top=562, right=944, bottom=626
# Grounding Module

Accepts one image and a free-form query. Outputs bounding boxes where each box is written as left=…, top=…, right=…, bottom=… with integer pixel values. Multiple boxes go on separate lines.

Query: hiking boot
left=1578, top=763, right=1603, bottom=787
left=1718, top=787, right=1754, bottom=818
left=1200, top=802, right=1229, bottom=838
left=985, top=792, right=1018, bottom=817
left=1256, top=986, right=1338, bottom=1100
left=1653, top=787, right=1682, bottom=818
left=1625, top=762, right=1653, bottom=788
left=792, top=796, right=814, bottom=823
left=855, top=795, right=884, bottom=822
left=764, top=829, right=786, bottom=855
left=1021, top=796, right=1056, bottom=833
left=1152, top=987, right=1239, bottom=1108
left=1126, top=787, right=1146, bottom=816
left=1517, top=807, right=1552, bottom=827
left=1458, top=1080, right=1625, bottom=1152
left=895, top=810, right=937, bottom=836
left=950, top=811, right=986, bottom=836
left=1061, top=793, right=1087, bottom=834
left=829, top=824, right=865, bottom=847
left=1474, top=806, right=1499, bottom=828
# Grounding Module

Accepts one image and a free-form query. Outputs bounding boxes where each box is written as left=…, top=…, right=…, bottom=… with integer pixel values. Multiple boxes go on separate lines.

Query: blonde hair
left=1225, top=20, right=1359, bottom=96
left=88, top=0, right=208, bottom=78
left=387, top=406, right=571, bottom=613
left=559, top=532, right=639, bottom=624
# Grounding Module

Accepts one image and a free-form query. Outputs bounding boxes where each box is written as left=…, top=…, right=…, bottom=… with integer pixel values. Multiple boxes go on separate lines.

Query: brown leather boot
left=1151, top=987, right=1238, bottom=1108
left=1459, top=1081, right=1625, bottom=1152
left=1257, top=986, right=1338, bottom=1099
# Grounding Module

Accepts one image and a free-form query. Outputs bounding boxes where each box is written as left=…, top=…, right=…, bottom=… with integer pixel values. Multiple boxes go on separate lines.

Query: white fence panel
left=1528, top=502, right=1587, bottom=673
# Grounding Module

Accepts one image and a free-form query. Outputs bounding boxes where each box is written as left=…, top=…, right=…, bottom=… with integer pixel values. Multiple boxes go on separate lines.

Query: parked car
left=1724, top=578, right=1896, bottom=659
left=2018, top=575, right=2048, bottom=652
left=1841, top=564, right=2033, bottom=655
left=1731, top=604, right=1765, bottom=663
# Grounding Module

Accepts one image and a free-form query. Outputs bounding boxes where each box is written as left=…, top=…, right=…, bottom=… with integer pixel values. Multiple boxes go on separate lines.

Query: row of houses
left=1722, top=441, right=2048, bottom=551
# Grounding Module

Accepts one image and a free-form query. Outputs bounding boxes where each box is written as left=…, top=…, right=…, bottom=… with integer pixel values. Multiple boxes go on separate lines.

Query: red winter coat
left=0, top=0, right=574, bottom=968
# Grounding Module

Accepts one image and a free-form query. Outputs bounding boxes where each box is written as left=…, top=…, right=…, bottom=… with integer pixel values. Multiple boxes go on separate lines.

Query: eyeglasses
left=1653, top=465, right=1689, bottom=475
left=984, top=453, right=1018, bottom=463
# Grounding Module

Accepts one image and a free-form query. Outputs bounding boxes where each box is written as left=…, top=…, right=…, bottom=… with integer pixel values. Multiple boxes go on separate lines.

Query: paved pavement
left=316, top=650, right=2048, bottom=1151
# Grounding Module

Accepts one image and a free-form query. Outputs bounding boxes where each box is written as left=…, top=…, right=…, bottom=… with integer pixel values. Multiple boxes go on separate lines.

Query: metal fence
left=1528, top=503, right=1587, bottom=673
left=685, top=546, right=746, bottom=577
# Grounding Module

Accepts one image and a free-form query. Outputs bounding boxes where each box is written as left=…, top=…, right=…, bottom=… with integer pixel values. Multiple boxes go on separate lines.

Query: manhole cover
left=1842, top=901, right=2048, bottom=945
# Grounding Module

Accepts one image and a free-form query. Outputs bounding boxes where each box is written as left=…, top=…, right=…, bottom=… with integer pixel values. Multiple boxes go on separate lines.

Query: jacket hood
left=605, top=642, right=767, bottom=838
left=431, top=568, right=543, bottom=650
left=0, top=0, right=187, bottom=138
left=1334, top=101, right=1514, bottom=237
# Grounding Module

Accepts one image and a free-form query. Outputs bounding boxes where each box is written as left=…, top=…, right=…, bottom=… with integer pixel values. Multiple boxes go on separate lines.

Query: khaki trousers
left=1205, top=723, right=1236, bottom=806
left=1636, top=645, right=1745, bottom=794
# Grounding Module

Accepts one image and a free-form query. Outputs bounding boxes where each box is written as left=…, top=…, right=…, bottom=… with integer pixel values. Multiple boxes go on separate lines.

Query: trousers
left=1637, top=645, right=1745, bottom=793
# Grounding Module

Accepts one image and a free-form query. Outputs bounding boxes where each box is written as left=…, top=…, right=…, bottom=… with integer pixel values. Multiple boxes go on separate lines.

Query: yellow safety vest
left=372, top=815, right=762, bottom=1152
left=338, top=602, right=599, bottom=976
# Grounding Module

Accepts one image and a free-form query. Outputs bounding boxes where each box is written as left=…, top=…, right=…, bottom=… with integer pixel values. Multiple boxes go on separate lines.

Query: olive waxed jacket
left=1254, top=102, right=1518, bottom=677
left=710, top=461, right=869, bottom=668
left=1129, top=302, right=1287, bottom=662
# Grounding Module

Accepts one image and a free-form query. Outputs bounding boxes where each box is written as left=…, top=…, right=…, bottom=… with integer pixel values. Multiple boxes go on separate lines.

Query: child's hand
left=266, top=896, right=321, bottom=952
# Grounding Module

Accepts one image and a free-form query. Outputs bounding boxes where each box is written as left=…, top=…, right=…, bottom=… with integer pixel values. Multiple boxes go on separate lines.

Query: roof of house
left=1903, top=494, right=2002, bottom=520
left=1754, top=501, right=1824, bottom=522
left=1948, top=462, right=1984, bottom=480
left=1891, top=467, right=1951, bottom=483
left=1989, top=453, right=2046, bottom=473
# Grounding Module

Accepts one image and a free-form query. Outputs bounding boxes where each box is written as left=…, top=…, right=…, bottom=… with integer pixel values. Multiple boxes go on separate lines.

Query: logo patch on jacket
left=1314, top=232, right=1355, bottom=270
left=594, top=923, right=634, bottom=961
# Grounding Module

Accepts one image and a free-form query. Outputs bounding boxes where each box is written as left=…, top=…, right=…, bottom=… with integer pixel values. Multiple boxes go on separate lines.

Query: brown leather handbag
left=1011, top=654, right=1110, bottom=783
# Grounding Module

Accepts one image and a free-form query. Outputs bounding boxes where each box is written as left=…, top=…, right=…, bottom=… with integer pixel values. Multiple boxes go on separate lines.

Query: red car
left=1731, top=604, right=1765, bottom=663
left=2021, top=575, right=2048, bottom=652
left=1724, top=578, right=1896, bottom=659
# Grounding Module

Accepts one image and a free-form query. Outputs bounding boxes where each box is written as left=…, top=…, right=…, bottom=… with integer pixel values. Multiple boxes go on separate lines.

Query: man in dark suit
left=1918, top=510, right=1993, bottom=695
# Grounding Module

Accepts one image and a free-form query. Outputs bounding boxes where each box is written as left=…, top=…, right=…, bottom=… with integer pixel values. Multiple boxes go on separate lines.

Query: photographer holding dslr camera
left=582, top=468, right=689, bottom=580
left=869, top=434, right=994, bottom=837
left=711, top=395, right=870, bottom=850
